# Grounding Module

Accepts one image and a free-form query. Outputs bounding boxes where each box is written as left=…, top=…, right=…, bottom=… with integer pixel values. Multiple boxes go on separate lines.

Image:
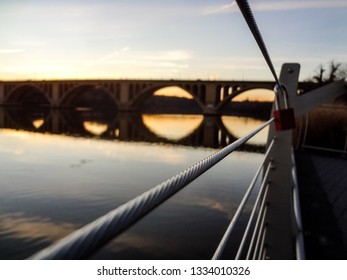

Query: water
left=0, top=107, right=268, bottom=259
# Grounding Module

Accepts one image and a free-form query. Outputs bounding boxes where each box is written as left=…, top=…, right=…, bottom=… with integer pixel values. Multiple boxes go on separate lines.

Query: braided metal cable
left=235, top=0, right=281, bottom=87
left=29, top=119, right=273, bottom=260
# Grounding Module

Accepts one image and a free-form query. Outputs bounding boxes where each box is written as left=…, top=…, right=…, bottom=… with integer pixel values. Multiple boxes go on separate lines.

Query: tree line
left=308, top=60, right=347, bottom=83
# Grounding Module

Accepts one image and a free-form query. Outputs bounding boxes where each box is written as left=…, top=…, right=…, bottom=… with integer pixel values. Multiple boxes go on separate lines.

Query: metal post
left=264, top=63, right=300, bottom=259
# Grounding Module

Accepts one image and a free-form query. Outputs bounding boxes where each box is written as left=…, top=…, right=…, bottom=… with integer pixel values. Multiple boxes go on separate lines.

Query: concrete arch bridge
left=0, top=80, right=316, bottom=115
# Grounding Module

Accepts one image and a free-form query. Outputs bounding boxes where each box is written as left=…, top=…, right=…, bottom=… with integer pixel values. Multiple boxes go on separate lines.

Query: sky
left=1, top=0, right=347, bottom=82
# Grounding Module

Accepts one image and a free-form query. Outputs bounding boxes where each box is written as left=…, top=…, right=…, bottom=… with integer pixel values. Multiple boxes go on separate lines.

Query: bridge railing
left=211, top=62, right=302, bottom=260
left=212, top=137, right=275, bottom=260
left=27, top=63, right=346, bottom=260
left=291, top=147, right=305, bottom=260
left=214, top=67, right=346, bottom=260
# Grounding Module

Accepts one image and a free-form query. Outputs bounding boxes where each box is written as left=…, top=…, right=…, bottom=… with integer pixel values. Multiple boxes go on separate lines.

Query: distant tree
left=309, top=60, right=347, bottom=83
left=336, top=63, right=347, bottom=81
left=326, top=60, right=341, bottom=82
left=312, top=64, right=325, bottom=83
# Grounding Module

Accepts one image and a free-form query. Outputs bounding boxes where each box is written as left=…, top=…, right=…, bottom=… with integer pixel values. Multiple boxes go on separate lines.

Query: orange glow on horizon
left=233, top=89, right=274, bottom=102
left=153, top=87, right=274, bottom=102
left=154, top=86, right=193, bottom=99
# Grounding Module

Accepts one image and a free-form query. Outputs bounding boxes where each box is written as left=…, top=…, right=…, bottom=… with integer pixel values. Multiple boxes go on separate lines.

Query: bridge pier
left=201, top=116, right=220, bottom=147
left=203, top=84, right=220, bottom=115
left=119, top=83, right=131, bottom=105
left=117, top=114, right=132, bottom=140
left=118, top=104, right=139, bottom=112
left=51, top=83, right=60, bottom=108
left=202, top=106, right=218, bottom=115
left=0, top=83, right=4, bottom=106
left=0, top=108, right=4, bottom=128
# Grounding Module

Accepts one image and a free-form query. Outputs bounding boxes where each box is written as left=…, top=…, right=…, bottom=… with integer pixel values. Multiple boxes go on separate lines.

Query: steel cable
left=235, top=0, right=282, bottom=88
left=29, top=119, right=273, bottom=260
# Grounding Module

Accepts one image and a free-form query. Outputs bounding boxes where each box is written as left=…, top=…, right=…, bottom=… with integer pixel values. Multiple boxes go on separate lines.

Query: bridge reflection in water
left=0, top=107, right=268, bottom=151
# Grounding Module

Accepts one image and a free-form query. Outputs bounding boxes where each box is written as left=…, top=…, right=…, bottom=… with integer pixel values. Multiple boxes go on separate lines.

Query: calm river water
left=0, top=107, right=269, bottom=259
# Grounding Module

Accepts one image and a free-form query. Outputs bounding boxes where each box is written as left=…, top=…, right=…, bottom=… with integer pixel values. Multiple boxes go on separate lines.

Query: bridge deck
left=295, top=149, right=347, bottom=259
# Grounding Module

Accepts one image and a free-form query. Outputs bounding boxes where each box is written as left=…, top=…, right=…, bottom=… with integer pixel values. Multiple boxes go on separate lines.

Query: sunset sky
left=1, top=0, right=346, bottom=82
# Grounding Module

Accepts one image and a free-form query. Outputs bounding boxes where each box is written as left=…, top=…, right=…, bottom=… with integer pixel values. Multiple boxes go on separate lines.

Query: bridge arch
left=59, top=84, right=117, bottom=109
left=216, top=85, right=275, bottom=112
left=233, top=88, right=275, bottom=102
left=130, top=84, right=205, bottom=113
left=5, top=84, right=50, bottom=106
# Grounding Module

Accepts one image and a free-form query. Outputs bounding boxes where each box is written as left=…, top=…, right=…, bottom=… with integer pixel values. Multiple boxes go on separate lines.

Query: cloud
left=205, top=0, right=347, bottom=14
left=123, top=49, right=191, bottom=62
left=203, top=1, right=237, bottom=15
left=84, top=49, right=191, bottom=73
left=83, top=47, right=130, bottom=68
left=97, top=51, right=121, bottom=63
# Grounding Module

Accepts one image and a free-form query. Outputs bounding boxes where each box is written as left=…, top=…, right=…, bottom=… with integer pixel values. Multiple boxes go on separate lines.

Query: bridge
left=0, top=79, right=317, bottom=114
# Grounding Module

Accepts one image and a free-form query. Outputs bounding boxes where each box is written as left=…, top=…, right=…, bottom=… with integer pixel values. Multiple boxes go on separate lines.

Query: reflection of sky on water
left=0, top=212, right=76, bottom=241
left=141, top=114, right=268, bottom=145
left=142, top=114, right=203, bottom=140
left=83, top=121, right=108, bottom=136
left=32, top=118, right=45, bottom=129
left=222, top=116, right=269, bottom=145
left=0, top=124, right=263, bottom=259
left=0, top=211, right=77, bottom=259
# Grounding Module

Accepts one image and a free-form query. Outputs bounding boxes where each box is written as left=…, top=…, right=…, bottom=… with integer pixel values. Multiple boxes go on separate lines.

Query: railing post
left=264, top=63, right=300, bottom=259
